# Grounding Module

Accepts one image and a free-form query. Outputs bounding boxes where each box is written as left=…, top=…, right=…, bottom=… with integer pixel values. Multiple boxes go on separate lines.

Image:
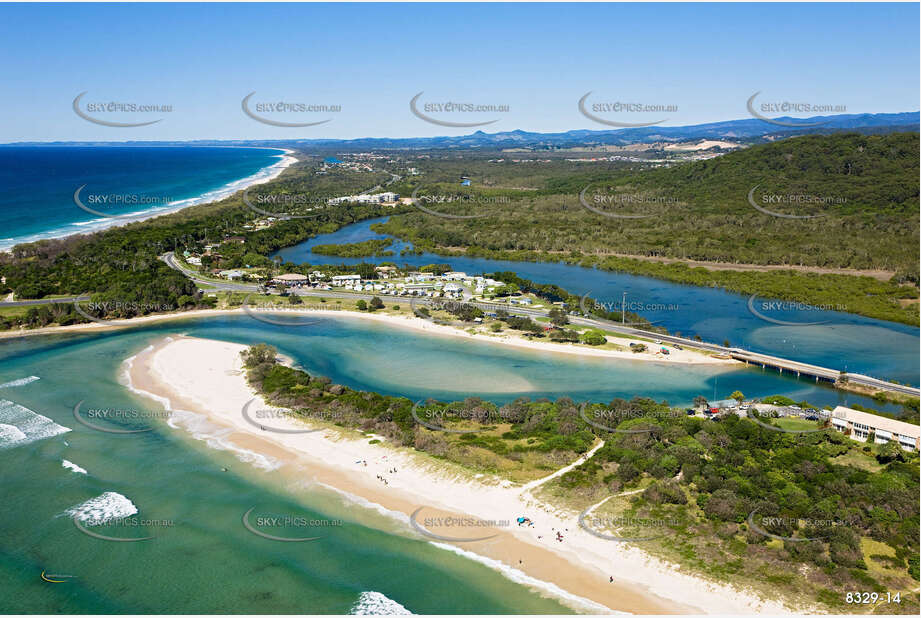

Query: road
left=0, top=295, right=90, bottom=308
left=160, top=252, right=919, bottom=397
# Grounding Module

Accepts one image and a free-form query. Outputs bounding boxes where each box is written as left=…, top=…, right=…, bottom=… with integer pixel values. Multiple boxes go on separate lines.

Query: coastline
left=125, top=335, right=792, bottom=615
left=0, top=147, right=296, bottom=253
left=0, top=305, right=736, bottom=366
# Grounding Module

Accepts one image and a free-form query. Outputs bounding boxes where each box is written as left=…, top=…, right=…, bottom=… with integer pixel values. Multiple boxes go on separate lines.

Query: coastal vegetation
left=0, top=161, right=412, bottom=328
left=241, top=343, right=920, bottom=614
left=2, top=134, right=918, bottom=327
left=377, top=132, right=920, bottom=325
left=311, top=238, right=394, bottom=257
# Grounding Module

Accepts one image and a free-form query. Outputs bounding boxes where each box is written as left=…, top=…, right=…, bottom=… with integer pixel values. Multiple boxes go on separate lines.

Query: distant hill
left=5, top=112, right=918, bottom=150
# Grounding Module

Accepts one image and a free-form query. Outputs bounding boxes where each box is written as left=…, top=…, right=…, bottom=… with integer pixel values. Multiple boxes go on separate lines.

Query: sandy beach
left=0, top=305, right=736, bottom=366
left=0, top=148, right=296, bottom=253
left=124, top=335, right=791, bottom=615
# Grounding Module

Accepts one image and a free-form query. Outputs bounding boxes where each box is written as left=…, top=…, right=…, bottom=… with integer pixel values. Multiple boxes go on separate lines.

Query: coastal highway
left=161, top=253, right=920, bottom=397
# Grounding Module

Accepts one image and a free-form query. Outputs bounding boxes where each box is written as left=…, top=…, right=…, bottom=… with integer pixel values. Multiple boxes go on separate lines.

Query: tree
left=693, top=395, right=708, bottom=409
left=241, top=344, right=277, bottom=368
left=876, top=440, right=904, bottom=464
left=369, top=296, right=384, bottom=310
left=356, top=300, right=367, bottom=311
left=550, top=328, right=579, bottom=342
left=580, top=329, right=607, bottom=346
left=548, top=307, right=569, bottom=326
left=730, top=391, right=745, bottom=404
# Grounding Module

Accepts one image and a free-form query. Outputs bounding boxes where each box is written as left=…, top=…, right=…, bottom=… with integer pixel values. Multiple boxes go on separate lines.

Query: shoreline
left=0, top=305, right=736, bottom=366
left=0, top=147, right=296, bottom=253
left=125, top=335, right=792, bottom=615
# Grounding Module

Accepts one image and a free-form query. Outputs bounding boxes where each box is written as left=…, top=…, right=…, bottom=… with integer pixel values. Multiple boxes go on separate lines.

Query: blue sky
left=0, top=2, right=918, bottom=142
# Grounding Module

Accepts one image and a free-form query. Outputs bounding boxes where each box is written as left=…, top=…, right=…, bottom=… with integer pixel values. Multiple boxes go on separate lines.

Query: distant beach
left=0, top=146, right=296, bottom=252
left=125, top=335, right=792, bottom=615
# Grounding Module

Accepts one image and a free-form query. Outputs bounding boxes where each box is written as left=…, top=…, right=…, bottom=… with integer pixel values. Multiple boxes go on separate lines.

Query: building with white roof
left=331, top=274, right=362, bottom=285
left=830, top=406, right=920, bottom=451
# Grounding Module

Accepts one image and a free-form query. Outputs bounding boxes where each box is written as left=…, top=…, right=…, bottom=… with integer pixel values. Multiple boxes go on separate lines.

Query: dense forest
left=241, top=343, right=919, bottom=613
left=383, top=133, right=919, bottom=275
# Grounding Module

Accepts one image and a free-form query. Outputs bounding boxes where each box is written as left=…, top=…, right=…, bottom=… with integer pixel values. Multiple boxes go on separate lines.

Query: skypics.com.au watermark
left=578, top=92, right=676, bottom=127
left=241, top=92, right=340, bottom=127
left=73, top=92, right=172, bottom=127
left=579, top=403, right=684, bottom=434
left=411, top=400, right=516, bottom=434
left=578, top=293, right=670, bottom=327
left=746, top=92, right=845, bottom=127
left=747, top=184, right=844, bottom=219
left=747, top=507, right=849, bottom=542
left=746, top=295, right=846, bottom=327
left=242, top=506, right=341, bottom=542
left=72, top=401, right=171, bottom=434
left=409, top=506, right=509, bottom=542
left=239, top=398, right=343, bottom=434
left=73, top=298, right=175, bottom=327
left=578, top=185, right=683, bottom=219
left=73, top=185, right=174, bottom=219
left=242, top=188, right=329, bottom=220
left=410, top=92, right=509, bottom=128
left=578, top=511, right=679, bottom=542
left=410, top=185, right=510, bottom=219
left=73, top=516, right=174, bottom=542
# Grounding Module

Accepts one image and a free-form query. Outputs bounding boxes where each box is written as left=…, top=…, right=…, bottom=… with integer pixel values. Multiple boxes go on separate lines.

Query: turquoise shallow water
left=273, top=218, right=920, bottom=385
left=0, top=314, right=901, bottom=614
left=0, top=325, right=577, bottom=614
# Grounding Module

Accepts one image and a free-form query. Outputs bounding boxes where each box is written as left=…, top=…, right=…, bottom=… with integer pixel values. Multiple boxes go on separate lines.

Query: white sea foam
left=430, top=542, right=616, bottom=615
left=349, top=591, right=412, bottom=615
left=0, top=423, right=27, bottom=443
left=168, top=408, right=280, bottom=471
left=316, top=482, right=611, bottom=614
left=65, top=492, right=137, bottom=524
left=0, top=399, right=71, bottom=449
left=62, top=459, right=88, bottom=474
left=315, top=482, right=410, bottom=527
left=0, top=376, right=40, bottom=389
left=0, top=149, right=294, bottom=252
left=121, top=347, right=280, bottom=471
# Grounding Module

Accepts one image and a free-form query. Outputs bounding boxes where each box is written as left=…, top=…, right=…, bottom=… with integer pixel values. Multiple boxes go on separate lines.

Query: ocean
left=0, top=146, right=287, bottom=250
left=0, top=320, right=629, bottom=614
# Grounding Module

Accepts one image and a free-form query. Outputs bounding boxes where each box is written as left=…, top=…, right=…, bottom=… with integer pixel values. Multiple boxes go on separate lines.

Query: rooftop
left=831, top=406, right=920, bottom=438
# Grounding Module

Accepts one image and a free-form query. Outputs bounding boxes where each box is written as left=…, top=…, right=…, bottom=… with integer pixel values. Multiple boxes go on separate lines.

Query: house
left=331, top=274, right=362, bottom=286
left=272, top=273, right=309, bottom=287
left=219, top=270, right=244, bottom=280
left=187, top=256, right=202, bottom=266
left=375, top=266, right=397, bottom=278
left=223, top=236, right=246, bottom=245
left=830, top=406, right=920, bottom=451
left=443, top=283, right=464, bottom=293
left=443, top=272, right=468, bottom=280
